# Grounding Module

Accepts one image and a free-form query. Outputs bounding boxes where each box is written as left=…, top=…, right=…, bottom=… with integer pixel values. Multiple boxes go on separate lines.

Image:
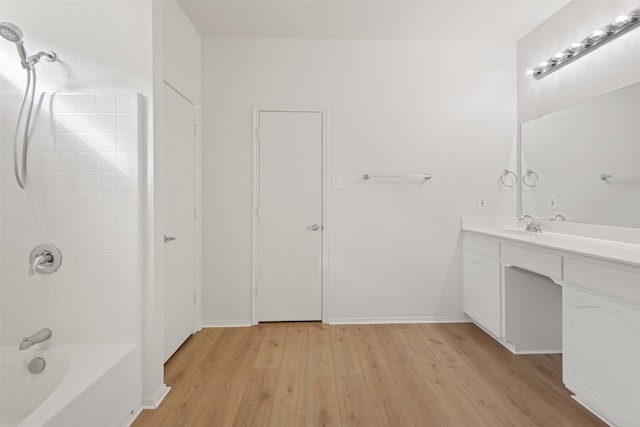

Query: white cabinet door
left=463, top=251, right=501, bottom=338
left=563, top=286, right=640, bottom=427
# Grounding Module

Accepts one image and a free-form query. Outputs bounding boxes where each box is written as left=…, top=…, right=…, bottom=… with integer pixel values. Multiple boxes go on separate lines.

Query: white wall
left=517, top=0, right=640, bottom=122
left=202, top=38, right=517, bottom=324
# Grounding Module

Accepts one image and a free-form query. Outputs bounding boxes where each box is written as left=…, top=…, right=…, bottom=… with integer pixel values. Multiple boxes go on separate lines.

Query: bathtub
left=0, top=344, right=140, bottom=427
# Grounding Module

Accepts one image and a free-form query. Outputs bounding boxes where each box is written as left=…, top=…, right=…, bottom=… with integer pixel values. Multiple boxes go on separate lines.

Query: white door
left=257, top=110, right=323, bottom=322
left=163, top=83, right=196, bottom=362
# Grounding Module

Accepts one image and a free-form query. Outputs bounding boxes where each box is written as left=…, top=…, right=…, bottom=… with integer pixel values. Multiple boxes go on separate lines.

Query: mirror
left=521, top=82, right=640, bottom=228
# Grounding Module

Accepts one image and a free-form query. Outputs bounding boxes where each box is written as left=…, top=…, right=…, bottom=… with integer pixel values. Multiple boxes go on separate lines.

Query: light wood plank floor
left=132, top=322, right=605, bottom=427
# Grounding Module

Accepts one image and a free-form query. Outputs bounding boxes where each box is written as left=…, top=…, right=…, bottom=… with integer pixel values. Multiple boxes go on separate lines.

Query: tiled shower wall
left=0, top=93, right=140, bottom=346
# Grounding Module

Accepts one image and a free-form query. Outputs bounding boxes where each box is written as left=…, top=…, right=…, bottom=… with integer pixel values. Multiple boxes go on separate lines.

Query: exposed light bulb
left=525, top=69, right=535, bottom=75
left=570, top=42, right=583, bottom=51
left=553, top=52, right=565, bottom=60
left=590, top=29, right=605, bottom=40
left=539, top=61, right=549, bottom=68
left=612, top=15, right=630, bottom=26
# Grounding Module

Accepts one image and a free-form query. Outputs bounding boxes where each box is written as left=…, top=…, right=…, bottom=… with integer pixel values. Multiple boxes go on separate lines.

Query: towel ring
left=500, top=169, right=517, bottom=187
left=522, top=169, right=539, bottom=188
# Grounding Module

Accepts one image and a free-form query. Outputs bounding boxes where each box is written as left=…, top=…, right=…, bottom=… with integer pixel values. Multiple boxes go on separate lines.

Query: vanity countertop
left=462, top=225, right=640, bottom=268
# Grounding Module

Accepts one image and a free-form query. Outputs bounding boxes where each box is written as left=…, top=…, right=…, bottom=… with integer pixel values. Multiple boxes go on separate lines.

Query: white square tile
left=97, top=231, right=117, bottom=250
left=117, top=151, right=137, bottom=172
left=117, top=251, right=137, bottom=270
left=55, top=153, right=76, bottom=171
left=97, top=193, right=117, bottom=210
left=97, top=94, right=117, bottom=113
left=76, top=230, right=97, bottom=250
left=117, top=174, right=137, bottom=191
left=116, top=133, right=138, bottom=152
left=97, top=211, right=118, bottom=230
left=56, top=172, right=77, bottom=192
left=52, top=94, right=75, bottom=113
left=98, top=153, right=117, bottom=172
left=97, top=134, right=117, bottom=152
left=77, top=153, right=97, bottom=171
left=76, top=114, right=97, bottom=133
left=76, top=133, right=97, bottom=152
left=0, top=113, right=18, bottom=130
left=1, top=93, right=23, bottom=113
left=76, top=212, right=97, bottom=231
left=117, top=231, right=138, bottom=250
left=117, top=212, right=137, bottom=232
left=54, top=113, right=76, bottom=133
left=76, top=251, right=98, bottom=271
left=76, top=173, right=97, bottom=193
left=97, top=172, right=117, bottom=191
left=76, top=192, right=97, bottom=211
left=116, top=94, right=138, bottom=113
left=117, top=114, right=137, bottom=133
left=35, top=132, right=56, bottom=152
left=117, top=192, right=137, bottom=211
left=75, top=95, right=96, bottom=113
left=96, top=114, right=117, bottom=133
left=36, top=153, right=56, bottom=171
left=52, top=192, right=76, bottom=211
left=55, top=133, right=77, bottom=152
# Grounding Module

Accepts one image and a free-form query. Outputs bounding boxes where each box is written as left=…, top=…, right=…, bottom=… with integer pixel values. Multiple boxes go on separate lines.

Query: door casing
left=251, top=106, right=329, bottom=325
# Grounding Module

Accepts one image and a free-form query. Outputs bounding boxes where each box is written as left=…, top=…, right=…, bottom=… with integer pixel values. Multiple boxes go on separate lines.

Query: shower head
left=0, top=22, right=36, bottom=70
left=0, top=21, right=23, bottom=43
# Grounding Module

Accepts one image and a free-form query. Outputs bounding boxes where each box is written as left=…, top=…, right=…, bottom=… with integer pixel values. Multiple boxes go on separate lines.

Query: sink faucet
left=19, top=328, right=52, bottom=350
left=550, top=214, right=567, bottom=221
left=519, top=215, right=542, bottom=233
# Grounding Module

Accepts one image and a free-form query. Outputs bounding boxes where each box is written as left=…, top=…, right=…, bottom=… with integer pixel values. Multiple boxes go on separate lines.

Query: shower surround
left=0, top=92, right=141, bottom=347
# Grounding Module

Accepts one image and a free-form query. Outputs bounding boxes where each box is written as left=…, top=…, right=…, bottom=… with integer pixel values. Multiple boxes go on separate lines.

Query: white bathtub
left=0, top=344, right=140, bottom=427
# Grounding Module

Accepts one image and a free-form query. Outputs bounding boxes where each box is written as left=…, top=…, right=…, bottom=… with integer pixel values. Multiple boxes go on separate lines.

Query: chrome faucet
left=19, top=328, right=52, bottom=350
left=519, top=215, right=542, bottom=233
left=550, top=214, right=567, bottom=221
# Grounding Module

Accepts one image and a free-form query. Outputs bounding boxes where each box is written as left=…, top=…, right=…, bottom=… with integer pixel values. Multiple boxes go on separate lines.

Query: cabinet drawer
left=463, top=234, right=499, bottom=260
left=564, top=258, right=640, bottom=305
left=501, top=243, right=562, bottom=281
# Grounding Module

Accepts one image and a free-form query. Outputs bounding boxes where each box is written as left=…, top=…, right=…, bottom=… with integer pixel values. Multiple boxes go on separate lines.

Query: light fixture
left=530, top=7, right=640, bottom=79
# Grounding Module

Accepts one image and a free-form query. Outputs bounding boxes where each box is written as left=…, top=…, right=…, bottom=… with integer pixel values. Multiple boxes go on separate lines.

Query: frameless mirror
left=520, top=82, right=640, bottom=228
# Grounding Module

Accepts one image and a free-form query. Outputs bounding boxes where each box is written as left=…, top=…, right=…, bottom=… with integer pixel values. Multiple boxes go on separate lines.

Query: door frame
left=251, top=106, right=328, bottom=325
left=163, top=81, right=200, bottom=337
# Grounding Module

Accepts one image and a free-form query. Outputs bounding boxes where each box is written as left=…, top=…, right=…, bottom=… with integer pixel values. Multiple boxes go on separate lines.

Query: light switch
left=548, top=195, right=557, bottom=209
left=332, top=176, right=342, bottom=189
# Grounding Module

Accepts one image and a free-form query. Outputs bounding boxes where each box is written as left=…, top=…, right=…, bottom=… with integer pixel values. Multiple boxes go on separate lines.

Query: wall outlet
left=548, top=195, right=557, bottom=209
left=478, top=195, right=488, bottom=210
left=331, top=176, right=342, bottom=189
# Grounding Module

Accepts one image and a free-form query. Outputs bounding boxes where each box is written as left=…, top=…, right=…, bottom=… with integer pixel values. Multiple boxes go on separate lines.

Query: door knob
left=164, top=235, right=176, bottom=242
left=306, top=224, right=320, bottom=231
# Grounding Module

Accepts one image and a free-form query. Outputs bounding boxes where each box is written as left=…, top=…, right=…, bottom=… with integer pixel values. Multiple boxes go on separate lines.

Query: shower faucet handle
left=29, top=251, right=53, bottom=276
left=28, top=243, right=62, bottom=276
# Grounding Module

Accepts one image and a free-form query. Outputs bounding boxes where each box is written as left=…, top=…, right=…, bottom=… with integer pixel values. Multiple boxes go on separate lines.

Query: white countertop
left=462, top=218, right=640, bottom=268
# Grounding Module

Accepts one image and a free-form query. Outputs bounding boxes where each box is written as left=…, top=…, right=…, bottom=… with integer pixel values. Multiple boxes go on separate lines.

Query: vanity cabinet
left=462, top=234, right=501, bottom=338
left=563, top=262, right=640, bottom=427
left=462, top=226, right=640, bottom=426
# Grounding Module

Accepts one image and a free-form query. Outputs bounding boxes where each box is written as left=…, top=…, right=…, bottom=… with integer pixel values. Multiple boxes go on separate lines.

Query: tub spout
left=19, top=328, right=52, bottom=350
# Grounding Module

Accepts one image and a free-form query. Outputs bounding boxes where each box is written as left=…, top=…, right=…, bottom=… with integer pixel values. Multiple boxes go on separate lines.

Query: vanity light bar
left=528, top=7, right=640, bottom=79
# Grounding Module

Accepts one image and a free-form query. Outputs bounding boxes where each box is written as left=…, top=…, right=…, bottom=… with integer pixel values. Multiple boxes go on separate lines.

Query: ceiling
left=178, top=0, right=571, bottom=42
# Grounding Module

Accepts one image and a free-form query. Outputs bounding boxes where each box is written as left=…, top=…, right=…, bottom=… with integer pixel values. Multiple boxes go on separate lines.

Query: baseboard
left=141, top=385, right=171, bottom=409
left=201, top=320, right=252, bottom=328
left=326, top=316, right=471, bottom=325
left=572, top=395, right=615, bottom=427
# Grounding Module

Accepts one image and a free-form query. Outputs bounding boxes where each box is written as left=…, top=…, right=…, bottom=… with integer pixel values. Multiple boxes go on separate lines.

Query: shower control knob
left=164, top=235, right=176, bottom=242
